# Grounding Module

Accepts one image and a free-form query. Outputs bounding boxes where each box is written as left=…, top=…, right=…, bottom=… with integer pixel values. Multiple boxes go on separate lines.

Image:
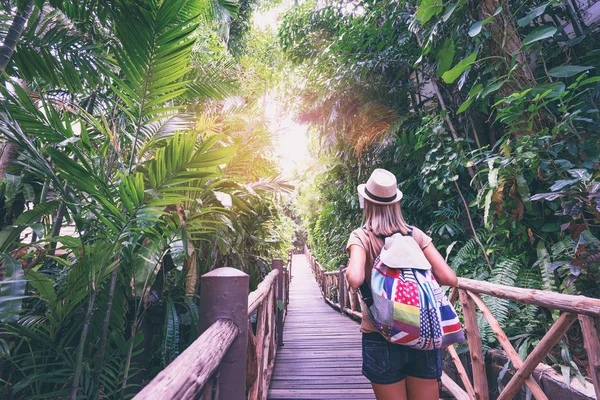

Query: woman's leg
left=372, top=380, right=408, bottom=400
left=405, top=376, right=439, bottom=400
left=362, top=333, right=409, bottom=400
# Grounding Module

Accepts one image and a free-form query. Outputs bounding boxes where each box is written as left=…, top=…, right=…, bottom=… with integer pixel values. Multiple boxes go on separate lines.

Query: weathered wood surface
left=447, top=345, right=476, bottom=400
left=467, top=291, right=548, bottom=400
left=133, top=319, right=238, bottom=400
left=248, top=257, right=289, bottom=400
left=248, top=269, right=279, bottom=316
left=459, top=289, right=489, bottom=400
left=268, top=255, right=376, bottom=399
left=578, top=315, right=600, bottom=400
left=496, top=313, right=577, bottom=400
left=458, top=278, right=600, bottom=317
left=441, top=372, right=471, bottom=400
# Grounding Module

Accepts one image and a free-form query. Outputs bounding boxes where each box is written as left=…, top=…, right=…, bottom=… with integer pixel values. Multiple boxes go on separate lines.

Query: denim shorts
left=362, top=332, right=443, bottom=384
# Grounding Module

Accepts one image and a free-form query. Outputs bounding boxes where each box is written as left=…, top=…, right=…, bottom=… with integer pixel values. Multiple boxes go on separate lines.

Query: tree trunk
left=0, top=142, right=18, bottom=180
left=0, top=0, right=34, bottom=71
left=478, top=0, right=535, bottom=94
left=478, top=0, right=543, bottom=139
left=0, top=1, right=34, bottom=185
left=93, top=263, right=119, bottom=399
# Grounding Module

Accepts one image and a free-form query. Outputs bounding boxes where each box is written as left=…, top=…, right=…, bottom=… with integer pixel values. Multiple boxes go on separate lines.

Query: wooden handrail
left=134, top=319, right=238, bottom=399
left=304, top=245, right=600, bottom=400
left=137, top=250, right=293, bottom=400
left=248, top=269, right=279, bottom=316
left=458, top=277, right=600, bottom=317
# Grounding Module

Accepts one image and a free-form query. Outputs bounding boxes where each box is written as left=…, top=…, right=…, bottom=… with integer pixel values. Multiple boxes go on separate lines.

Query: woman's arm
left=346, top=244, right=367, bottom=289
left=423, top=244, right=458, bottom=287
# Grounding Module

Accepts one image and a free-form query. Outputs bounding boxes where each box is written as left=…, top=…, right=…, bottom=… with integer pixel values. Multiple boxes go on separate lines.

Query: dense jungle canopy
left=0, top=0, right=599, bottom=398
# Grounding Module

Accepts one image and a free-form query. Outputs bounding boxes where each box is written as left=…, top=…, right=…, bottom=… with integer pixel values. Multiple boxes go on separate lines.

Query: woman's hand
left=346, top=245, right=366, bottom=289
left=423, top=244, right=458, bottom=287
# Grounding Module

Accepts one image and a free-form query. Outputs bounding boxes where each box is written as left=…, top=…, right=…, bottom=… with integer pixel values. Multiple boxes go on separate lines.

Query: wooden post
left=458, top=289, right=489, bottom=400
left=283, top=268, right=289, bottom=307
left=578, top=315, right=600, bottom=400
left=199, top=267, right=249, bottom=400
left=467, top=291, right=547, bottom=400
left=321, top=271, right=326, bottom=297
left=497, top=313, right=576, bottom=400
left=273, top=259, right=284, bottom=347
left=338, top=266, right=346, bottom=312
left=447, top=345, right=477, bottom=400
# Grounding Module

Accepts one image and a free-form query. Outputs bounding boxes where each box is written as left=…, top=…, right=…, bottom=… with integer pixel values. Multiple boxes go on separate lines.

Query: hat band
left=365, top=187, right=397, bottom=203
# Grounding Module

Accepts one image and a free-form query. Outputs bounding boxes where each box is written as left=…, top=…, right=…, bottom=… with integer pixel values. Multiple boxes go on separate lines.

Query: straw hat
left=357, top=169, right=403, bottom=205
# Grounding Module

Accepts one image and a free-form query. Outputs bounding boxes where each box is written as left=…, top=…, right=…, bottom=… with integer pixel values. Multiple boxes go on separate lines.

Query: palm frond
left=10, top=7, right=108, bottom=91
left=110, top=0, right=201, bottom=168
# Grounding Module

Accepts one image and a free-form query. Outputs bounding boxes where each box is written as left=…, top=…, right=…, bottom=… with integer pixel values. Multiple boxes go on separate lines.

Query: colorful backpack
left=359, top=231, right=464, bottom=350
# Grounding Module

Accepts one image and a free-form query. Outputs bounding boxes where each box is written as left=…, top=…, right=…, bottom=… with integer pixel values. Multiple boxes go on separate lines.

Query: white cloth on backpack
left=379, top=233, right=432, bottom=270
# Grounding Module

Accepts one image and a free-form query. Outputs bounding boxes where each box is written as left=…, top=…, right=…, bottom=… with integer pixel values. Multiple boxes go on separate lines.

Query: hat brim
left=357, top=184, right=403, bottom=205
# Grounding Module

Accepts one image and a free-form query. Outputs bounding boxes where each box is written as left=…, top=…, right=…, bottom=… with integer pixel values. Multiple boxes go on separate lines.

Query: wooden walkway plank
left=267, top=254, right=376, bottom=399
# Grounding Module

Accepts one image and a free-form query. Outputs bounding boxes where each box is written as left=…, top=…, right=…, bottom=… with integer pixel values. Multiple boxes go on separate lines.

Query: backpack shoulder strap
left=374, top=228, right=413, bottom=239
left=358, top=280, right=373, bottom=307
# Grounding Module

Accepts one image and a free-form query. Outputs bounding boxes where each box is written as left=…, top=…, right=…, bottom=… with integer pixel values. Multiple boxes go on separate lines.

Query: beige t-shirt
left=345, top=227, right=433, bottom=333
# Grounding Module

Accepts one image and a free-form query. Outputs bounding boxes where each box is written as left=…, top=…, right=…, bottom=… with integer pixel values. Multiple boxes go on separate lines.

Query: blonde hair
left=362, top=199, right=411, bottom=236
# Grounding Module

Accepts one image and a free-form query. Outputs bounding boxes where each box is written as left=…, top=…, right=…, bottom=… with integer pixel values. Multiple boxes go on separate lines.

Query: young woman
left=346, top=168, right=458, bottom=400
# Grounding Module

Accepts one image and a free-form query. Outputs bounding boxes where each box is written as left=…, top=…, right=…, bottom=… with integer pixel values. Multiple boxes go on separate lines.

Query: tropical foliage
left=0, top=0, right=293, bottom=398
left=282, top=0, right=599, bottom=383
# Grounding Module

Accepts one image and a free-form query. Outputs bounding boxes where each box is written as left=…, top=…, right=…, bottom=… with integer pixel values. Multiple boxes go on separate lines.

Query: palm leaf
left=0, top=253, right=26, bottom=323
left=111, top=0, right=202, bottom=168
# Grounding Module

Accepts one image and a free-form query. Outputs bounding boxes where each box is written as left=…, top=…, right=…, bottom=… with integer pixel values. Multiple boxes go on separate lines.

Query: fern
left=480, top=257, right=522, bottom=344
left=162, top=297, right=180, bottom=367
left=536, top=242, right=557, bottom=292
left=451, top=237, right=479, bottom=271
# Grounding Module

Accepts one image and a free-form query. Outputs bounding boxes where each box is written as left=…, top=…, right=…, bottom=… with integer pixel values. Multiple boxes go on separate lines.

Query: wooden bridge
left=135, top=248, right=600, bottom=400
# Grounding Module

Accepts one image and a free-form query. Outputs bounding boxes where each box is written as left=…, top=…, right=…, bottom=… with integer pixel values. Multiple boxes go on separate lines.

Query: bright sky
left=263, top=95, right=310, bottom=178
left=274, top=118, right=310, bottom=178
left=253, top=2, right=311, bottom=179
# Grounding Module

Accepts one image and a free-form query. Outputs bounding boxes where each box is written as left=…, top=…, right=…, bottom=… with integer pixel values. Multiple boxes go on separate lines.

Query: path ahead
left=268, top=255, right=376, bottom=399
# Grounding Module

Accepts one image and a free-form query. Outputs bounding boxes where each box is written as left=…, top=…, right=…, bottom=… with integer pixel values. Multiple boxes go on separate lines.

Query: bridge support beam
left=273, top=259, right=284, bottom=347
left=199, top=267, right=249, bottom=400
left=338, top=266, right=346, bottom=314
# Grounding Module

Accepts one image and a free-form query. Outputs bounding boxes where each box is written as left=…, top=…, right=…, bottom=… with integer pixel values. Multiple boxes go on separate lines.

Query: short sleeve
left=346, top=229, right=366, bottom=254
left=411, top=227, right=433, bottom=249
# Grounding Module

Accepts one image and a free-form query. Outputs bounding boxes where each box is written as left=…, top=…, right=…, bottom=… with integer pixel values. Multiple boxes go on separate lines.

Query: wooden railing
left=305, top=247, right=363, bottom=322
left=304, top=245, right=600, bottom=400
left=135, top=251, right=293, bottom=400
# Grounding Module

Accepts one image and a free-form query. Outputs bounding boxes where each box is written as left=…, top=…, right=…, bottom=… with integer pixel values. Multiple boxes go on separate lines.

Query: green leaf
left=481, top=81, right=505, bottom=98
left=469, top=21, right=484, bottom=37
left=457, top=84, right=483, bottom=114
left=484, top=189, right=493, bottom=228
left=469, top=7, right=501, bottom=37
left=415, top=0, right=444, bottom=23
left=531, top=82, right=565, bottom=97
left=15, top=201, right=60, bottom=225
left=435, top=40, right=455, bottom=77
left=517, top=0, right=559, bottom=26
left=131, top=245, right=162, bottom=298
left=0, top=254, right=26, bottom=323
left=541, top=223, right=560, bottom=232
left=579, top=76, right=600, bottom=86
left=442, top=0, right=465, bottom=22
left=442, top=52, right=477, bottom=84
left=547, top=65, right=593, bottom=78
left=522, top=26, right=557, bottom=46
left=26, top=270, right=57, bottom=305
left=457, top=97, right=475, bottom=114
left=162, top=297, right=180, bottom=366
